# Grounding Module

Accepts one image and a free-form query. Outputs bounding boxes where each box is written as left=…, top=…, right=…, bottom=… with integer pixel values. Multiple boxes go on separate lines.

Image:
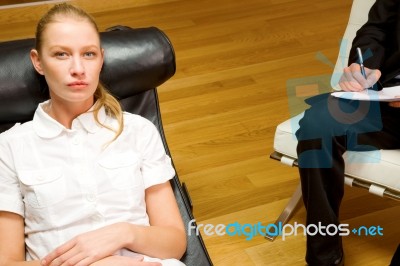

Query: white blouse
left=0, top=101, right=184, bottom=265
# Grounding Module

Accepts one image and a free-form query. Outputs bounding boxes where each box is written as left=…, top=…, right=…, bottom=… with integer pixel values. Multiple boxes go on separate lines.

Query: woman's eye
left=84, top=52, right=96, bottom=57
left=55, top=52, right=68, bottom=58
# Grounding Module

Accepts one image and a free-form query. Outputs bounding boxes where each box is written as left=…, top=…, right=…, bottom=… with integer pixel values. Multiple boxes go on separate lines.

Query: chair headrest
left=0, top=26, right=176, bottom=123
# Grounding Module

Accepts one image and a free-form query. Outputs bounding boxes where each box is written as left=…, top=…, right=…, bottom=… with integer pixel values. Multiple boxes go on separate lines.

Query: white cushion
left=274, top=113, right=400, bottom=193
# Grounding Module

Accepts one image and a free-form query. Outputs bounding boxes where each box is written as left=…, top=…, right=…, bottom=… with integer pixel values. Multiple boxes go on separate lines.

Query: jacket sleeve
left=348, top=0, right=398, bottom=69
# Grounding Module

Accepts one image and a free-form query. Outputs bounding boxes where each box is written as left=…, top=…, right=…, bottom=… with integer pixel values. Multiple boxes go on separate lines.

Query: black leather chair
left=0, top=26, right=212, bottom=266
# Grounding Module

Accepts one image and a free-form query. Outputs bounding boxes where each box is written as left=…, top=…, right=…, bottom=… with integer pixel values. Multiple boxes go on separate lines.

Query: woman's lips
left=68, top=81, right=88, bottom=88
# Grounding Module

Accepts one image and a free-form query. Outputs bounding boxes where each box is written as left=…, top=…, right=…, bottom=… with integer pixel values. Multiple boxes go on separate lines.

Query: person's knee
left=296, top=110, right=333, bottom=141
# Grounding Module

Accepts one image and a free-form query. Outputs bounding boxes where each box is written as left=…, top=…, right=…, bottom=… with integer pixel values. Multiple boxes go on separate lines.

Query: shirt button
left=93, top=214, right=103, bottom=222
left=72, top=136, right=81, bottom=145
left=86, top=193, right=96, bottom=202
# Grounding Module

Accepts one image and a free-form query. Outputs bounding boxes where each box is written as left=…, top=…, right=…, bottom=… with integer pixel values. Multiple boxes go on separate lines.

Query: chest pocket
left=98, top=151, right=143, bottom=190
left=18, top=167, right=65, bottom=209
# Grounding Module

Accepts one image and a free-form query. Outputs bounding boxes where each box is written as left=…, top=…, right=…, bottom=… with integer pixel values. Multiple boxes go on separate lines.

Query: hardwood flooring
left=0, top=0, right=398, bottom=265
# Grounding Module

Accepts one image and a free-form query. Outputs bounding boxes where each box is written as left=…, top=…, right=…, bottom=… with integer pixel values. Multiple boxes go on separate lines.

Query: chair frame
left=267, top=151, right=400, bottom=241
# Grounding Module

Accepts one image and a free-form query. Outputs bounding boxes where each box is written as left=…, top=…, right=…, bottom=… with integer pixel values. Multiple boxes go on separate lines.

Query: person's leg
left=296, top=94, right=400, bottom=265
left=297, top=143, right=346, bottom=265
left=390, top=244, right=400, bottom=266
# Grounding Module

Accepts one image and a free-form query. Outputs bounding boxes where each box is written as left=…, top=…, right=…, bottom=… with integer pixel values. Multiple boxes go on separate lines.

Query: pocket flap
left=18, top=167, right=62, bottom=186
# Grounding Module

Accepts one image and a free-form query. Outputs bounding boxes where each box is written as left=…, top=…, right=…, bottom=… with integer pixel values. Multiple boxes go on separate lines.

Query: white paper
left=331, top=85, right=400, bottom=102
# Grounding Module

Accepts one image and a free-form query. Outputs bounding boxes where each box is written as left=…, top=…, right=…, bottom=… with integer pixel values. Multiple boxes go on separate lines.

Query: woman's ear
left=30, top=49, right=44, bottom=75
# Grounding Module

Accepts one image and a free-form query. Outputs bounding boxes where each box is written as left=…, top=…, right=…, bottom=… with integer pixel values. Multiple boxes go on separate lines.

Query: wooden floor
left=1, top=0, right=399, bottom=265
left=0, top=0, right=47, bottom=6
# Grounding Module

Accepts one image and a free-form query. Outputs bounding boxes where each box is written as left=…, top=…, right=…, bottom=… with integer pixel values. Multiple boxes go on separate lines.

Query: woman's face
left=31, top=17, right=104, bottom=107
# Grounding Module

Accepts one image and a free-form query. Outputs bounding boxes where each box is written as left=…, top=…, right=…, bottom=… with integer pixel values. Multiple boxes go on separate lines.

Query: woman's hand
left=41, top=223, right=130, bottom=266
left=339, top=63, right=381, bottom=91
left=90, top=255, right=161, bottom=266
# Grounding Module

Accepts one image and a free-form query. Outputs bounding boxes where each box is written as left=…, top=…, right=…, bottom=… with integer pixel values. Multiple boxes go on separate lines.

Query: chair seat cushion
left=274, top=113, right=400, bottom=193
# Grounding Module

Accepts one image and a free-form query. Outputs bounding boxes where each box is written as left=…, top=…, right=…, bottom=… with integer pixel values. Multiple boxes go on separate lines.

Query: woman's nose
left=70, top=56, right=85, bottom=76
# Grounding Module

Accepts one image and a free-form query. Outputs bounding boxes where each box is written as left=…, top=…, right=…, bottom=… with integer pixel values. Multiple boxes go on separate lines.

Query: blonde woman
left=0, top=3, right=186, bottom=266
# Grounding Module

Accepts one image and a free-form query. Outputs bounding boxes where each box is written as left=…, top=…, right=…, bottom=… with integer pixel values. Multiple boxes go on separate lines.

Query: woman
left=0, top=3, right=186, bottom=266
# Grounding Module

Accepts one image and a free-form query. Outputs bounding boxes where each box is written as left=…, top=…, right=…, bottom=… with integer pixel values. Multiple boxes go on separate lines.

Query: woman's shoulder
left=0, top=122, right=34, bottom=150
left=123, top=112, right=156, bottom=127
left=0, top=122, right=34, bottom=140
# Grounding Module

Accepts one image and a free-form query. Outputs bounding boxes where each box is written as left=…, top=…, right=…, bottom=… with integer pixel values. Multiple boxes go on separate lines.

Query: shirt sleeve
left=349, top=0, right=398, bottom=69
left=137, top=118, right=176, bottom=189
left=0, top=134, right=24, bottom=217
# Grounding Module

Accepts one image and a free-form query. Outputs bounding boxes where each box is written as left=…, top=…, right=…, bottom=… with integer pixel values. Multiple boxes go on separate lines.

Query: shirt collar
left=33, top=100, right=109, bottom=138
left=76, top=104, right=108, bottom=134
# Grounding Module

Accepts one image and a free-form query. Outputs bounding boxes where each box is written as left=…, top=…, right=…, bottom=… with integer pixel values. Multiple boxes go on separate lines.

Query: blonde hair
left=35, top=3, right=124, bottom=141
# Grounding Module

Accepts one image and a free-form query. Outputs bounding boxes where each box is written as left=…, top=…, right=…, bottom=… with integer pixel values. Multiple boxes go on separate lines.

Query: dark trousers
left=295, top=93, right=400, bottom=265
left=390, top=244, right=400, bottom=266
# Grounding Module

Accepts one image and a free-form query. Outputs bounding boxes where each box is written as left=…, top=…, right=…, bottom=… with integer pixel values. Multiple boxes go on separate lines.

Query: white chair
left=267, top=0, right=400, bottom=241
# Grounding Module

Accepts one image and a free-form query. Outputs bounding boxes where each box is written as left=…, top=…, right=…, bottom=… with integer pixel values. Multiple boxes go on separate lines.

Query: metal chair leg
left=265, top=183, right=302, bottom=241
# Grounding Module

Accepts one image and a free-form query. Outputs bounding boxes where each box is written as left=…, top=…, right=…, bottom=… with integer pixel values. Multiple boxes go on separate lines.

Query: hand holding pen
left=357, top=47, right=368, bottom=81
left=338, top=47, right=381, bottom=92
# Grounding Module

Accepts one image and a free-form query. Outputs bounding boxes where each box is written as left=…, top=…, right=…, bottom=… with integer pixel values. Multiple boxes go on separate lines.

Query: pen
left=356, top=47, right=367, bottom=79
left=356, top=47, right=374, bottom=92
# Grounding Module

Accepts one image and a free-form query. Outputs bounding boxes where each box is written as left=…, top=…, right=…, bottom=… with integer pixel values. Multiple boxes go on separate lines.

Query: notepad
left=331, top=85, right=400, bottom=102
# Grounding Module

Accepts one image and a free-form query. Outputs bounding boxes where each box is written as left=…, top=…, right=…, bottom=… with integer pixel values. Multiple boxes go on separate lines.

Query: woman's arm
left=42, top=181, right=186, bottom=266
left=0, top=212, right=41, bottom=266
left=90, top=255, right=161, bottom=266
left=125, top=181, right=187, bottom=259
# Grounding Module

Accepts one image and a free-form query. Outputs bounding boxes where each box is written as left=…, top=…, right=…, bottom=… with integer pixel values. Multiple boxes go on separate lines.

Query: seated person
left=296, top=0, right=400, bottom=265
left=0, top=3, right=186, bottom=266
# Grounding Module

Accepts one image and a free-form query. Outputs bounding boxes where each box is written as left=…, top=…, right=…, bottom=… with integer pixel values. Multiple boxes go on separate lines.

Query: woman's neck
left=45, top=98, right=94, bottom=129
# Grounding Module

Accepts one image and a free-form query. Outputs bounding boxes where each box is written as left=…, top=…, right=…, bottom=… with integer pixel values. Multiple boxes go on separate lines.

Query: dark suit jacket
left=349, top=0, right=400, bottom=86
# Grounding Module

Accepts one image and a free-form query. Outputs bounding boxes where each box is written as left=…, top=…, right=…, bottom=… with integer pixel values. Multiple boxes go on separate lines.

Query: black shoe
left=306, top=251, right=344, bottom=266
left=390, top=244, right=400, bottom=266
left=331, top=252, right=344, bottom=266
